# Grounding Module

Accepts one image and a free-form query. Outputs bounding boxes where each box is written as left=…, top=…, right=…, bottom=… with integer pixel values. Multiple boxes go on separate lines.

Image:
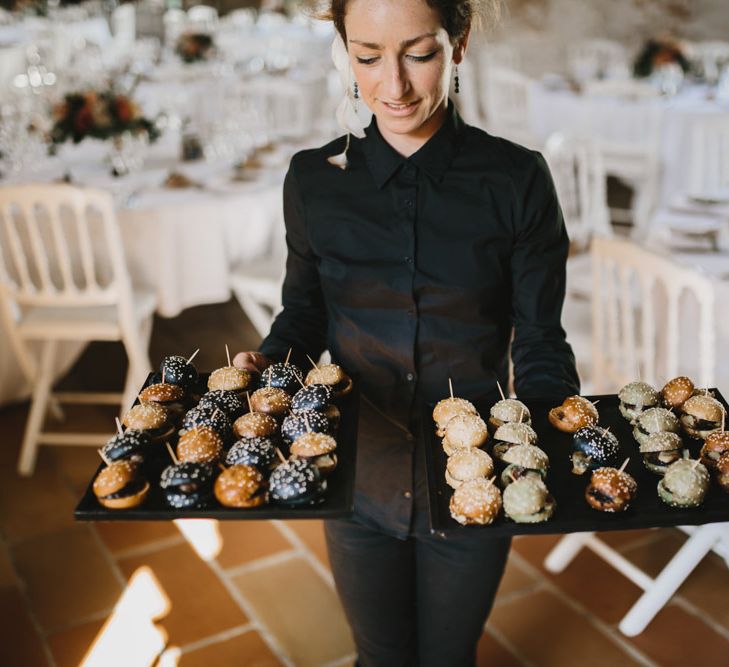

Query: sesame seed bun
left=502, top=478, right=555, bottom=523
left=445, top=448, right=494, bottom=489
left=449, top=478, right=502, bottom=525
left=548, top=395, right=598, bottom=433
left=305, top=364, right=353, bottom=397
left=208, top=366, right=251, bottom=393
left=93, top=461, right=149, bottom=509
left=290, top=432, right=337, bottom=457
left=488, top=399, right=530, bottom=433
left=585, top=467, right=637, bottom=512
left=250, top=387, right=291, bottom=417
left=680, top=395, right=725, bottom=440
left=139, top=382, right=185, bottom=405
left=214, top=465, right=267, bottom=508
left=177, top=425, right=224, bottom=464
left=233, top=412, right=278, bottom=439
left=657, top=459, right=710, bottom=507
left=661, top=376, right=695, bottom=410
left=700, top=431, right=729, bottom=470
left=432, top=397, right=478, bottom=437
left=442, top=413, right=489, bottom=453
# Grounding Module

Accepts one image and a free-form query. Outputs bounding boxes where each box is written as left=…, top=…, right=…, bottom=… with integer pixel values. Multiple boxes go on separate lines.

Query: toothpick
left=722, top=411, right=725, bottom=432
left=604, top=426, right=612, bottom=434
left=186, top=348, right=200, bottom=365
left=296, top=373, right=306, bottom=389
left=304, top=412, right=311, bottom=432
left=218, top=463, right=227, bottom=473
left=520, top=406, right=525, bottom=423
left=98, top=449, right=111, bottom=466
left=285, top=348, right=292, bottom=365
left=275, top=447, right=287, bottom=464
left=496, top=380, right=505, bottom=401
left=115, top=417, right=123, bottom=434
left=225, top=344, right=231, bottom=367
left=166, top=441, right=179, bottom=465
left=692, top=458, right=702, bottom=470
left=619, top=458, right=629, bottom=473
left=306, top=354, right=319, bottom=370
left=484, top=476, right=495, bottom=490
left=448, top=377, right=454, bottom=399
left=591, top=399, right=600, bottom=406
left=162, top=367, right=166, bottom=384
left=246, top=390, right=253, bottom=413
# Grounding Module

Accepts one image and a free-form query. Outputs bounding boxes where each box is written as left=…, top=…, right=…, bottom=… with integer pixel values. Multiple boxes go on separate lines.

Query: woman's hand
left=233, top=351, right=273, bottom=373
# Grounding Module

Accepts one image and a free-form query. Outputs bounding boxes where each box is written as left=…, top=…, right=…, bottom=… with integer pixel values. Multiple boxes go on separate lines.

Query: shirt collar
left=361, top=101, right=465, bottom=189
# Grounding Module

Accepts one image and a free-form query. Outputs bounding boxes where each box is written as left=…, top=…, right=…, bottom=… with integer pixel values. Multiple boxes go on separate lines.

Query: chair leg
left=17, top=340, right=57, bottom=476
left=618, top=526, right=720, bottom=636
left=544, top=532, right=593, bottom=572
left=120, top=319, right=153, bottom=417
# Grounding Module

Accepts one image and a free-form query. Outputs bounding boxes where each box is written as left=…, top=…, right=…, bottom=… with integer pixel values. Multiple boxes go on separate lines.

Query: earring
left=353, top=81, right=359, bottom=99
left=454, top=65, right=460, bottom=94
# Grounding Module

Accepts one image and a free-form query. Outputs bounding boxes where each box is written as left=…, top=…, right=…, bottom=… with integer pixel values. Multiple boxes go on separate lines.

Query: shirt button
left=404, top=256, right=413, bottom=264
left=403, top=490, right=413, bottom=499
left=406, top=372, right=415, bottom=382
left=405, top=433, right=415, bottom=442
left=405, top=199, right=414, bottom=208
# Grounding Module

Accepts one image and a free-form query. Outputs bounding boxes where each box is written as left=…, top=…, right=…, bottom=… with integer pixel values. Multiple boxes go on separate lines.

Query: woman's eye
left=408, top=51, right=437, bottom=63
left=356, top=56, right=378, bottom=65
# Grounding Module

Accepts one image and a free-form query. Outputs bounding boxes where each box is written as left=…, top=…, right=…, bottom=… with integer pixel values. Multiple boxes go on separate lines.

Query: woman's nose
left=383, top=58, right=409, bottom=100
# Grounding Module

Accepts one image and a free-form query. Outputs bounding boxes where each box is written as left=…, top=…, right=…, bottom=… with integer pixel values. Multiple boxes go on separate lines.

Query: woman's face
left=344, top=0, right=467, bottom=152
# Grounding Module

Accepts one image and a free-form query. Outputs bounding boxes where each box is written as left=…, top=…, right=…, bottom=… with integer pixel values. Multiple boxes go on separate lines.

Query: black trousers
left=325, top=516, right=511, bottom=667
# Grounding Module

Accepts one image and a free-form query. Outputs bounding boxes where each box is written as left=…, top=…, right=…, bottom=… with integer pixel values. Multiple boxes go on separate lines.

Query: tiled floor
left=2, top=299, right=729, bottom=667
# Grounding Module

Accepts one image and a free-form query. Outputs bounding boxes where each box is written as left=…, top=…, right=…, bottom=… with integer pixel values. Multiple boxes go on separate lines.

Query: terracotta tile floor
left=2, top=299, right=729, bottom=666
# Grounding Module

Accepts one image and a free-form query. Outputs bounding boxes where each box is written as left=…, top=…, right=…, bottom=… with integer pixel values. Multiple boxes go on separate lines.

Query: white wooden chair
left=686, top=40, right=729, bottom=83
left=187, top=5, right=218, bottom=31
left=0, top=185, right=156, bottom=476
left=545, top=236, right=725, bottom=636
left=480, top=66, right=539, bottom=149
left=568, top=38, right=629, bottom=82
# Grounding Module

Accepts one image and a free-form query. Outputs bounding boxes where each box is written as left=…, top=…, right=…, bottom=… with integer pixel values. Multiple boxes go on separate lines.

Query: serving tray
left=423, top=390, right=729, bottom=536
left=74, top=373, right=358, bottom=521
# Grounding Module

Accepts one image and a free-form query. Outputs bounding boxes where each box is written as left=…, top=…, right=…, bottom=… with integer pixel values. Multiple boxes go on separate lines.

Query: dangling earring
left=454, top=65, right=460, bottom=94
left=353, top=81, right=359, bottom=99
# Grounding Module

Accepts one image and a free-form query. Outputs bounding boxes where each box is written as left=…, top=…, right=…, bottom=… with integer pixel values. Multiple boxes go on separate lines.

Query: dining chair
left=0, top=184, right=156, bottom=476
left=568, top=38, right=629, bottom=82
left=544, top=235, right=725, bottom=636
left=480, top=66, right=539, bottom=149
left=187, top=5, right=219, bottom=31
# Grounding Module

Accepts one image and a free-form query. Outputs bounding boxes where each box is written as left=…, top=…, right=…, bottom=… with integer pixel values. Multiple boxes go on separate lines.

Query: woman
left=235, top=1, right=579, bottom=664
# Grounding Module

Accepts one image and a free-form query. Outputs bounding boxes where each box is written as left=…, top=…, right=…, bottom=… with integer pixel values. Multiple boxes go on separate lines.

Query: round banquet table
left=528, top=82, right=729, bottom=209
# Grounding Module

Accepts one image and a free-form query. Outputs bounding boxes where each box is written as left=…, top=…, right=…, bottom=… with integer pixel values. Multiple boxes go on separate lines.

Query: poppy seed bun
left=488, top=399, right=531, bottom=433
left=585, top=467, right=637, bottom=512
left=700, top=431, right=729, bottom=469
left=548, top=395, right=598, bottom=433
left=208, top=366, right=251, bottom=393
left=93, top=461, right=149, bottom=509
left=618, top=382, right=660, bottom=422
left=177, top=425, right=224, bottom=464
left=442, top=413, right=489, bottom=455
left=680, top=394, right=726, bottom=440
left=432, top=397, right=478, bottom=437
left=502, top=478, right=556, bottom=523
left=305, top=364, right=353, bottom=397
left=658, top=459, right=710, bottom=507
left=661, top=376, right=695, bottom=410
left=633, top=407, right=680, bottom=447
left=214, top=465, right=267, bottom=508
left=250, top=387, right=291, bottom=418
left=233, top=412, right=278, bottom=439
left=445, top=448, right=494, bottom=489
left=449, top=478, right=502, bottom=525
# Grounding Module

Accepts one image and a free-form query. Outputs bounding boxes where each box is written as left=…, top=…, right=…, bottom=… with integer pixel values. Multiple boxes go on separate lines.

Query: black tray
left=75, top=373, right=358, bottom=521
left=424, top=390, right=729, bottom=536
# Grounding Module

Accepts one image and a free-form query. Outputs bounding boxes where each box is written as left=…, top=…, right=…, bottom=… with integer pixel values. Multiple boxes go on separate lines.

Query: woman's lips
left=380, top=100, right=419, bottom=116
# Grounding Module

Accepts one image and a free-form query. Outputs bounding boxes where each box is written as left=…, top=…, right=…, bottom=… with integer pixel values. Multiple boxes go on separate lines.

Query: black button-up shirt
left=259, top=103, right=579, bottom=538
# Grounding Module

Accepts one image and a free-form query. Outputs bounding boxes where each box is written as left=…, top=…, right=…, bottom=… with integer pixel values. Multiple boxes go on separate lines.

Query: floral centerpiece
left=633, top=37, right=690, bottom=78
left=49, top=89, right=159, bottom=146
left=175, top=32, right=215, bottom=64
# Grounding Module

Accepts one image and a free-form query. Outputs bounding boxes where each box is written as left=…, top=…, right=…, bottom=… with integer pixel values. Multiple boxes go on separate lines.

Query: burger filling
left=644, top=450, right=681, bottom=467
left=683, top=415, right=721, bottom=431
left=587, top=487, right=615, bottom=506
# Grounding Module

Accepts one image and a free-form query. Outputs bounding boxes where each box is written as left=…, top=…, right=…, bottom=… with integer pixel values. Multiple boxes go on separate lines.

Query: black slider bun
left=269, top=458, right=326, bottom=506
left=680, top=394, right=726, bottom=440
left=633, top=407, right=680, bottom=447
left=305, top=363, right=353, bottom=397
left=102, top=429, right=152, bottom=464
left=639, top=432, right=684, bottom=475
left=291, top=384, right=334, bottom=412
left=281, top=410, right=330, bottom=445
left=571, top=426, right=620, bottom=475
left=226, top=436, right=278, bottom=471
left=261, top=362, right=305, bottom=396
left=181, top=404, right=233, bottom=442
left=657, top=458, right=710, bottom=508
left=93, top=461, right=149, bottom=509
left=585, top=467, right=637, bottom=512
left=618, top=381, right=660, bottom=422
left=159, top=461, right=215, bottom=509
left=198, top=390, right=247, bottom=421
left=159, top=355, right=198, bottom=389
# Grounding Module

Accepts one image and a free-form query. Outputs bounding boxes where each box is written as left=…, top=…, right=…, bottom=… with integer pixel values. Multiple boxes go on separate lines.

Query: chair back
left=111, top=4, right=135, bottom=46
left=0, top=184, right=133, bottom=310
left=568, top=38, right=628, bottom=81
left=688, top=115, right=729, bottom=197
left=544, top=132, right=611, bottom=248
left=481, top=66, right=534, bottom=145
left=591, top=237, right=715, bottom=392
left=187, top=5, right=218, bottom=30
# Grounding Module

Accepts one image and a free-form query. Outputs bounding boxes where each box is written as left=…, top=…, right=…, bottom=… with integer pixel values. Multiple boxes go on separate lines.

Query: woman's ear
left=453, top=24, right=471, bottom=64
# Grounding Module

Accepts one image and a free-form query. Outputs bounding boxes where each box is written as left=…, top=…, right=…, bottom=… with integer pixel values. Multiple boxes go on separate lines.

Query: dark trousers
left=325, top=517, right=511, bottom=667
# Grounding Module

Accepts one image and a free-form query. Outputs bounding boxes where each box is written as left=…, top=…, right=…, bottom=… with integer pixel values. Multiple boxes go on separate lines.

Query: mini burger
left=632, top=407, right=680, bottom=447
left=281, top=410, right=330, bottom=446
left=492, top=422, right=538, bottom=460
left=269, top=458, right=326, bottom=506
left=657, top=458, right=710, bottom=508
left=122, top=403, right=175, bottom=443
left=571, top=426, right=620, bottom=475
left=101, top=429, right=152, bottom=464
left=159, top=355, right=198, bottom=390
left=207, top=366, right=251, bottom=397
left=138, top=382, right=186, bottom=417
left=198, top=390, right=247, bottom=421
left=291, top=384, right=334, bottom=413
left=640, top=432, right=685, bottom=475
left=445, top=448, right=494, bottom=490
left=716, top=452, right=729, bottom=493
left=432, top=397, right=478, bottom=437
left=488, top=398, right=531, bottom=434
left=214, top=464, right=268, bottom=508
left=548, top=395, right=598, bottom=433
left=449, top=477, right=502, bottom=526
left=618, top=381, right=660, bottom=423
left=305, top=363, right=353, bottom=397
left=226, top=436, right=278, bottom=472
left=661, top=376, right=696, bottom=410
left=233, top=411, right=279, bottom=440
left=442, top=413, right=489, bottom=456
left=159, top=461, right=215, bottom=509
left=176, top=425, right=224, bottom=464
left=290, top=432, right=338, bottom=476
left=700, top=431, right=729, bottom=470
left=93, top=460, right=149, bottom=509
left=680, top=394, right=726, bottom=440
left=249, top=387, right=291, bottom=421
left=181, top=404, right=233, bottom=443
left=261, top=362, right=305, bottom=396
left=500, top=444, right=549, bottom=487
left=585, top=466, right=637, bottom=512
left=502, top=477, right=556, bottom=523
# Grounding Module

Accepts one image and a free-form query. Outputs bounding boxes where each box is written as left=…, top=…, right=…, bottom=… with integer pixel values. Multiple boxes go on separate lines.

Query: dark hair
left=307, top=0, right=501, bottom=45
